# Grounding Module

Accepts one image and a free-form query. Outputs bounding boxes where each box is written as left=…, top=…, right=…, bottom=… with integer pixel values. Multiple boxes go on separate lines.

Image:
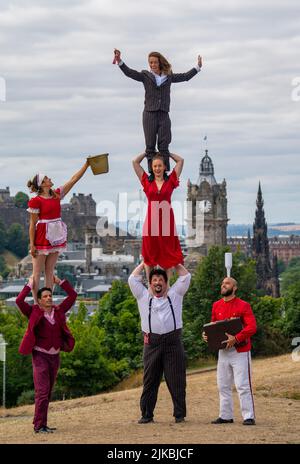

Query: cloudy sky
left=0, top=0, right=299, bottom=226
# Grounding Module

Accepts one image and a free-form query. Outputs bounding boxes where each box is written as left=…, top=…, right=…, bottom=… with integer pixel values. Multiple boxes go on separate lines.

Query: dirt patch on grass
left=0, top=354, right=299, bottom=444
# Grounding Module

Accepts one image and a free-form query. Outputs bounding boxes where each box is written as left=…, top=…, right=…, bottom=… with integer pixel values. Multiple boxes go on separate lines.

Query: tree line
left=0, top=192, right=30, bottom=277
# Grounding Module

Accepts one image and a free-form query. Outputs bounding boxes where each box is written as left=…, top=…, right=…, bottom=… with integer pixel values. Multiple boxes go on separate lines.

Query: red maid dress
left=141, top=169, right=183, bottom=268
left=27, top=187, right=67, bottom=255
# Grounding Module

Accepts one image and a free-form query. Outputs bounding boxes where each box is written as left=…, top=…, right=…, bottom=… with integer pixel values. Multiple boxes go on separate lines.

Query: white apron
left=37, top=218, right=67, bottom=246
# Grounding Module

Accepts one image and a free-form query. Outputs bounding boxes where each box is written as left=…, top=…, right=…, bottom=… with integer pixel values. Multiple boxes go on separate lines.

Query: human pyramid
left=16, top=49, right=257, bottom=434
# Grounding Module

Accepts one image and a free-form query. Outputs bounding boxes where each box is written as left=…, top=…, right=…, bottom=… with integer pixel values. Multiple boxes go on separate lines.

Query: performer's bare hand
left=30, top=245, right=37, bottom=258
left=202, top=331, right=208, bottom=343
left=221, top=332, right=236, bottom=349
left=198, top=55, right=202, bottom=68
left=113, top=48, right=121, bottom=64
left=53, top=274, right=61, bottom=285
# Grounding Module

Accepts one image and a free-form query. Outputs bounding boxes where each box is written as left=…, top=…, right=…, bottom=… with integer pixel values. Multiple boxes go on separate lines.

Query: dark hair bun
left=27, top=176, right=38, bottom=193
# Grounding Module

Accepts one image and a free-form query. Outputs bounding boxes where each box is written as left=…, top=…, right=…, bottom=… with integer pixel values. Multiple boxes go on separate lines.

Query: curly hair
left=149, top=267, right=168, bottom=283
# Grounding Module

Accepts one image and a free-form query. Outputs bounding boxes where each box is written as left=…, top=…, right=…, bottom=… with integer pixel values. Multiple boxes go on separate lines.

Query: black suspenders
left=148, top=296, right=177, bottom=334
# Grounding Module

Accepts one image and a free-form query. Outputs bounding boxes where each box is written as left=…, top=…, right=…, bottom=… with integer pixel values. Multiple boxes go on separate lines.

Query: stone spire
left=252, top=182, right=279, bottom=296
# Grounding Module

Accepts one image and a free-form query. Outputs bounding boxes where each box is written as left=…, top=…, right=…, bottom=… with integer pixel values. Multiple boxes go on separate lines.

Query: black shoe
left=211, top=417, right=234, bottom=424
left=138, top=417, right=154, bottom=424
left=175, top=417, right=185, bottom=423
left=34, top=426, right=53, bottom=434
left=243, top=418, right=256, bottom=425
left=45, top=426, right=56, bottom=431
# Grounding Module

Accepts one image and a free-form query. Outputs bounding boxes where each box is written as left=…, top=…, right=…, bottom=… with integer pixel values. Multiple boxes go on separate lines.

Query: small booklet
left=203, top=317, right=245, bottom=351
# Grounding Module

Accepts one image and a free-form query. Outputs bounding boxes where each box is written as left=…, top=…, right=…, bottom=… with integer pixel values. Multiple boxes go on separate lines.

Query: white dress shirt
left=150, top=71, right=168, bottom=86
left=128, top=273, right=191, bottom=334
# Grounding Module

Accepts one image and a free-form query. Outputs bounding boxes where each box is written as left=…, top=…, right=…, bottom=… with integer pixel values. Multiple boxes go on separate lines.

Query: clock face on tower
left=199, top=200, right=212, bottom=213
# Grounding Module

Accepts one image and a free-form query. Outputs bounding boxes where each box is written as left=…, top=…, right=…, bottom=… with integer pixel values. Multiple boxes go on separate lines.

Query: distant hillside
left=227, top=224, right=300, bottom=237
left=2, top=250, right=19, bottom=268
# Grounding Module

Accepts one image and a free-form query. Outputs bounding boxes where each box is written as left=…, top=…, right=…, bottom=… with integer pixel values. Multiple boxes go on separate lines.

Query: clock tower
left=186, top=150, right=228, bottom=259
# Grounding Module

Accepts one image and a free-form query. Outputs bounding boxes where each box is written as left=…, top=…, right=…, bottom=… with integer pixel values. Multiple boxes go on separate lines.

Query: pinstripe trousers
left=140, top=329, right=186, bottom=419
left=143, top=110, right=171, bottom=172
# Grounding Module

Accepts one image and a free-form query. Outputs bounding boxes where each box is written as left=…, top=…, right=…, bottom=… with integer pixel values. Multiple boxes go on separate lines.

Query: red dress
left=27, top=187, right=67, bottom=255
left=141, top=169, right=183, bottom=268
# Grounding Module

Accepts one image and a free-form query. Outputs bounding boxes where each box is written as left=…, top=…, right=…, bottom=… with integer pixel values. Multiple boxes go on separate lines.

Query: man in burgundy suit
left=16, top=274, right=77, bottom=433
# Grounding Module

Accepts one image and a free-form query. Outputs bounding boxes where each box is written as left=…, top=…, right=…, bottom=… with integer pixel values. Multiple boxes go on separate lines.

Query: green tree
left=251, top=296, right=288, bottom=356
left=56, top=302, right=118, bottom=398
left=0, top=310, right=33, bottom=407
left=277, top=259, right=286, bottom=275
left=0, top=255, right=10, bottom=279
left=14, top=192, right=29, bottom=209
left=252, top=296, right=284, bottom=327
left=281, top=283, right=300, bottom=339
left=6, top=223, right=28, bottom=258
left=94, top=281, right=142, bottom=374
left=280, top=257, right=300, bottom=294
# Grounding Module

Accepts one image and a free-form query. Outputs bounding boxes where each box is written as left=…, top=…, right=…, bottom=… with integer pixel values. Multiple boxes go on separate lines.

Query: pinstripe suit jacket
left=119, top=62, right=198, bottom=112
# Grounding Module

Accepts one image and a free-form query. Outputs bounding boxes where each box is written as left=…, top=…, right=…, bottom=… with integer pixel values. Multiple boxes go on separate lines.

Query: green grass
left=187, top=356, right=217, bottom=370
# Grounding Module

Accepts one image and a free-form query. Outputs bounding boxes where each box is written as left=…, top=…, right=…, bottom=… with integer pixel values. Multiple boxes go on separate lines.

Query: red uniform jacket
left=16, top=280, right=77, bottom=356
left=211, top=297, right=257, bottom=352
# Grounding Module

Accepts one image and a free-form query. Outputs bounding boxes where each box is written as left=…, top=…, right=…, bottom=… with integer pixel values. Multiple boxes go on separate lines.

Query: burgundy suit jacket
left=16, top=280, right=77, bottom=356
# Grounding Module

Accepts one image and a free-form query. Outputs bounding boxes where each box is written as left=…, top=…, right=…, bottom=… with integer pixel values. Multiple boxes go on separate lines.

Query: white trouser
left=217, top=348, right=255, bottom=420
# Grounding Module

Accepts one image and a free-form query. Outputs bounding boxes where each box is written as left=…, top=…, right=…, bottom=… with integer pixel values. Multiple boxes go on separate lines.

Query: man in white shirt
left=128, top=262, right=191, bottom=424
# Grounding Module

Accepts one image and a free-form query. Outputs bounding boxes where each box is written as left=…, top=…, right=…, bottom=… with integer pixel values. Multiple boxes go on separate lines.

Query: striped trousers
left=140, top=329, right=186, bottom=420
left=142, top=110, right=171, bottom=172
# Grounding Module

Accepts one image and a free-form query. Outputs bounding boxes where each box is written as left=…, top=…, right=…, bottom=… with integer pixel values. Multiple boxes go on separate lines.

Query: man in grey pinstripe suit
left=114, top=49, right=202, bottom=173
left=128, top=262, right=191, bottom=424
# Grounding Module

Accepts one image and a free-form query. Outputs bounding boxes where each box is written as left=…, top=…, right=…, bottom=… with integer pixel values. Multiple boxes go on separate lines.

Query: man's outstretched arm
left=171, top=264, right=191, bottom=296
left=128, top=262, right=147, bottom=300
left=16, top=275, right=34, bottom=318
left=55, top=275, right=77, bottom=314
left=174, top=264, right=189, bottom=276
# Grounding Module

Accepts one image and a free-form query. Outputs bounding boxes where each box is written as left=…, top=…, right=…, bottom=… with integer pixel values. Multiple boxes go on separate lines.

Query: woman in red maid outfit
left=27, top=162, right=90, bottom=302
left=132, top=152, right=184, bottom=282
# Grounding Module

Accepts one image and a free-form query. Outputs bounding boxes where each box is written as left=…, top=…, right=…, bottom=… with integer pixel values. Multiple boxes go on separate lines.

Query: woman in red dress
left=132, top=152, right=184, bottom=282
left=27, top=162, right=89, bottom=302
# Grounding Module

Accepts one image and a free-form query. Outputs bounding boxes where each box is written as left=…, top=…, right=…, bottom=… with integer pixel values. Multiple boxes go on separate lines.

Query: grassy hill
left=0, top=354, right=299, bottom=444
left=2, top=250, right=20, bottom=268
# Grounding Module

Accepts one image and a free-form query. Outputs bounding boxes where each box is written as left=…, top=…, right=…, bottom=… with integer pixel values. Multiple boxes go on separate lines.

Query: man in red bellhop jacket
left=203, top=277, right=257, bottom=426
left=16, top=274, right=77, bottom=434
